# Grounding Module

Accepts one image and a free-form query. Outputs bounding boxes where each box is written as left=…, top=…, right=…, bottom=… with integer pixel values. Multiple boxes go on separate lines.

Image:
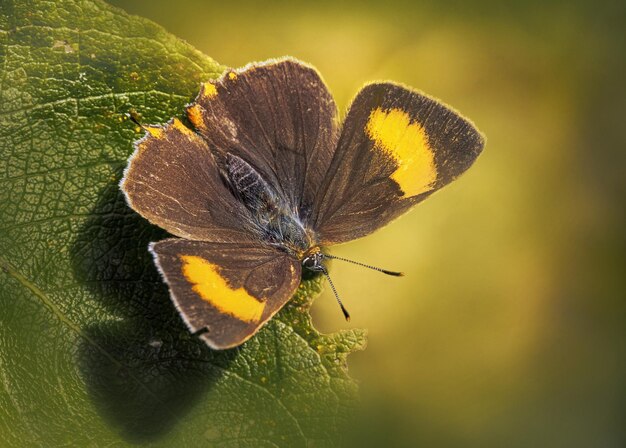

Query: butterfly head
left=301, top=247, right=325, bottom=273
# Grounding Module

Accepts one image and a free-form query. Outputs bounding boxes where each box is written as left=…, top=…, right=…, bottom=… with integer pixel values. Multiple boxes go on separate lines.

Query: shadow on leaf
left=71, top=170, right=239, bottom=443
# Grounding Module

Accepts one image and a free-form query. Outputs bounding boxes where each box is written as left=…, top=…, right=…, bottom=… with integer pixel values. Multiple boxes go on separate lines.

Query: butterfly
left=121, top=57, right=484, bottom=349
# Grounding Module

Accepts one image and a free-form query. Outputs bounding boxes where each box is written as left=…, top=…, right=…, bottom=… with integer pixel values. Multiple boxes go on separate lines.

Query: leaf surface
left=0, top=1, right=366, bottom=445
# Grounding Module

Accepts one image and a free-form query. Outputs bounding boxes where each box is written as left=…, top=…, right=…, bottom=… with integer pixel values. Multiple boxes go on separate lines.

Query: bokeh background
left=108, top=1, right=626, bottom=446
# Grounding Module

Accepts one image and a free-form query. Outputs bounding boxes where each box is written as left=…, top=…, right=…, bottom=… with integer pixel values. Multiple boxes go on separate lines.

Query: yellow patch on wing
left=145, top=126, right=164, bottom=138
left=171, top=118, right=194, bottom=136
left=365, top=107, right=437, bottom=197
left=187, top=104, right=206, bottom=130
left=180, top=255, right=265, bottom=323
left=202, top=81, right=218, bottom=99
left=228, top=72, right=237, bottom=80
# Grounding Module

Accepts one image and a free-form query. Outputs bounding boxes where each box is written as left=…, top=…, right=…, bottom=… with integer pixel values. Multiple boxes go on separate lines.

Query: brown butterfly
left=121, top=57, right=484, bottom=349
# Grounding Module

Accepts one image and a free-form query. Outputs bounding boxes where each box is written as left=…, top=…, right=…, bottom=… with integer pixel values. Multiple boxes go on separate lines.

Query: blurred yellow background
left=108, top=1, right=626, bottom=446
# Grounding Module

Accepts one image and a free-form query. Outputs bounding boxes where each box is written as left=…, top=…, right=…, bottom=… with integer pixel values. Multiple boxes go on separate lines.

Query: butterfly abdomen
left=224, top=153, right=311, bottom=256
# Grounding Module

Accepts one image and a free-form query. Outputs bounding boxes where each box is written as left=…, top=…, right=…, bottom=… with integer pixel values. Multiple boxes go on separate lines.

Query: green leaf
left=0, top=0, right=366, bottom=446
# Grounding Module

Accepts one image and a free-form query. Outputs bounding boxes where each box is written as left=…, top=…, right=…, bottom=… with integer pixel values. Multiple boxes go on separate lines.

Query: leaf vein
left=0, top=90, right=191, bottom=119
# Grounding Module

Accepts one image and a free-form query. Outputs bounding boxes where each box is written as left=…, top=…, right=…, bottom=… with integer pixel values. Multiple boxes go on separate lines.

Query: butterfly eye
left=302, top=253, right=326, bottom=272
left=302, top=256, right=317, bottom=270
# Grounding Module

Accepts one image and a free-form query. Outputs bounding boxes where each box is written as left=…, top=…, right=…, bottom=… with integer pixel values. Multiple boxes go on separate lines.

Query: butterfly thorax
left=224, top=153, right=313, bottom=257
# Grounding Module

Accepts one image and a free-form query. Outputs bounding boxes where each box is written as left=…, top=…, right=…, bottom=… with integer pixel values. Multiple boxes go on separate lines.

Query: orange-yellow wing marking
left=180, top=255, right=266, bottom=323
left=366, top=107, right=437, bottom=197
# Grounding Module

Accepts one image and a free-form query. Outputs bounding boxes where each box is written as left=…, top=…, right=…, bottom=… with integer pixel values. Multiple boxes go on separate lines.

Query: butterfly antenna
left=320, top=266, right=351, bottom=322
left=322, top=254, right=404, bottom=277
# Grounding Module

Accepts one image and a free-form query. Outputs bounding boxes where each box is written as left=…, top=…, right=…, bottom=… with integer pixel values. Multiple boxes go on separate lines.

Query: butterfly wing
left=312, top=83, right=485, bottom=244
left=150, top=238, right=302, bottom=349
left=121, top=118, right=255, bottom=242
left=186, top=57, right=339, bottom=220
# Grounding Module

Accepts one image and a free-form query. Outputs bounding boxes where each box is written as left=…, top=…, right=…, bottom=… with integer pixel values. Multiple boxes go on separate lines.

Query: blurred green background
left=108, top=1, right=626, bottom=446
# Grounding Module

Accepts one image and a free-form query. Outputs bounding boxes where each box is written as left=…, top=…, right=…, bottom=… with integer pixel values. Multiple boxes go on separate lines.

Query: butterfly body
left=121, top=57, right=484, bottom=349
left=223, top=152, right=314, bottom=258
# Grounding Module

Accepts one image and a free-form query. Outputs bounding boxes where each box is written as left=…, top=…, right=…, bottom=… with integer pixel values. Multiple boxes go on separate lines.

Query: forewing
left=121, top=118, right=254, bottom=242
left=187, top=57, right=339, bottom=220
left=313, top=83, right=485, bottom=244
left=150, top=238, right=301, bottom=350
